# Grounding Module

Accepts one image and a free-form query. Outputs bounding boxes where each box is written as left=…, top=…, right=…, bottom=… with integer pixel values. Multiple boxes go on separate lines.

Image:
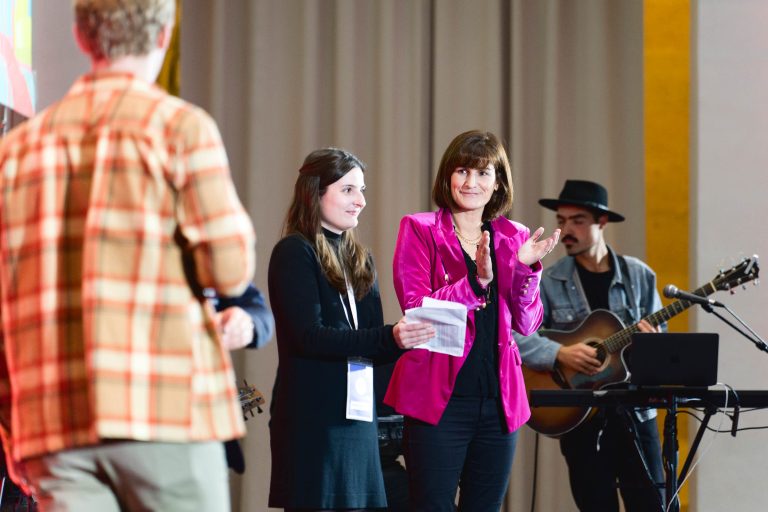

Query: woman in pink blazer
left=384, top=130, right=560, bottom=511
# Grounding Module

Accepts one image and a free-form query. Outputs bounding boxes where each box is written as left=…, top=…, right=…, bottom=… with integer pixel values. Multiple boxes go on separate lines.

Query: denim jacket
left=516, top=246, right=664, bottom=421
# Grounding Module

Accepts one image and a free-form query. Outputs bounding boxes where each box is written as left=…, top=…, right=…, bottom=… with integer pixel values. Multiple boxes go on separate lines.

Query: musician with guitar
left=516, top=180, right=665, bottom=512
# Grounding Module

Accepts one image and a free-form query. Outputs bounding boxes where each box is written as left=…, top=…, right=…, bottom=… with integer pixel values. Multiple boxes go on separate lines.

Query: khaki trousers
left=16, top=440, right=229, bottom=512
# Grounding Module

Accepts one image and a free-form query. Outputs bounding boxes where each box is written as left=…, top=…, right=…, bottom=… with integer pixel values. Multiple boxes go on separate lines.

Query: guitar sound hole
left=588, top=342, right=607, bottom=365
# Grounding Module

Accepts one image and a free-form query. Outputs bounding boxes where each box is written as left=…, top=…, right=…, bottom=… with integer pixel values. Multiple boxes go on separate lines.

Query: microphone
left=663, top=284, right=723, bottom=307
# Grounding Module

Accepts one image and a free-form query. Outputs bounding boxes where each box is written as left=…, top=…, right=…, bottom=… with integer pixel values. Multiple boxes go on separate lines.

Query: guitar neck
left=603, top=282, right=716, bottom=353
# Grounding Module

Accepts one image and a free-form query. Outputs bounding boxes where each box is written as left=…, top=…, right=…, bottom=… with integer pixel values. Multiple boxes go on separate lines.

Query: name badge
left=346, top=357, right=373, bottom=422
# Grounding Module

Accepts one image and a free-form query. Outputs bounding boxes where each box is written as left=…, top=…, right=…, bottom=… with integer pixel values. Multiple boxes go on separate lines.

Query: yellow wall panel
left=644, top=0, right=690, bottom=510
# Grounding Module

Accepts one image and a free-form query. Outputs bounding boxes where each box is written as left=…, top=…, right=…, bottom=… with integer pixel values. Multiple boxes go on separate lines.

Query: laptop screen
left=629, top=333, right=719, bottom=387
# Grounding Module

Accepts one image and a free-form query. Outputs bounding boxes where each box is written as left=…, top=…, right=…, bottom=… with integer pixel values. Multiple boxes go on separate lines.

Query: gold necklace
left=454, top=226, right=482, bottom=246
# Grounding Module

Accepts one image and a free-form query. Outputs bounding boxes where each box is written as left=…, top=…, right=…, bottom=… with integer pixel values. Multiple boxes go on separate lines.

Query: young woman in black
left=267, top=148, right=433, bottom=511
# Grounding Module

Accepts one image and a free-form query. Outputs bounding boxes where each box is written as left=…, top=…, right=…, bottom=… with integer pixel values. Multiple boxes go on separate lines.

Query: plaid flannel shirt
left=0, top=71, right=255, bottom=461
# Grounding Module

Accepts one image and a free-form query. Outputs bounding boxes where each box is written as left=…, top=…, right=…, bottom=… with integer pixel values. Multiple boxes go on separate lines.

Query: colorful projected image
left=0, top=0, right=35, bottom=118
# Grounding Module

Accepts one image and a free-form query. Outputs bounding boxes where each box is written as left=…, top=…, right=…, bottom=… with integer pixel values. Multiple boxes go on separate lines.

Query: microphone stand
left=699, top=302, right=768, bottom=354
left=660, top=298, right=763, bottom=512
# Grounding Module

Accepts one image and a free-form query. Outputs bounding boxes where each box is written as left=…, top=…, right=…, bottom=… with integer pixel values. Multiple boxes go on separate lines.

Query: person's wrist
left=477, top=275, right=492, bottom=290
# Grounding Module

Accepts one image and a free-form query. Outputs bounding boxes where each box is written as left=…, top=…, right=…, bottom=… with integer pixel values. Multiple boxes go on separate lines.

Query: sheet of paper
left=404, top=297, right=468, bottom=357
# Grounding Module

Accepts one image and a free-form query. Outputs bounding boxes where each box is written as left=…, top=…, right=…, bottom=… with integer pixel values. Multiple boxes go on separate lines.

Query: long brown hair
left=284, top=148, right=375, bottom=300
left=432, top=130, right=514, bottom=221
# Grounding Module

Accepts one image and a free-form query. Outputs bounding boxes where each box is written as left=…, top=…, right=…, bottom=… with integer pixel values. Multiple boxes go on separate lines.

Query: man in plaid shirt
left=0, top=1, right=256, bottom=509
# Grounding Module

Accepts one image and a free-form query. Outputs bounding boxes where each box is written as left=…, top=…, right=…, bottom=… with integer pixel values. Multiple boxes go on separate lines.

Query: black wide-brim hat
left=538, top=179, right=625, bottom=222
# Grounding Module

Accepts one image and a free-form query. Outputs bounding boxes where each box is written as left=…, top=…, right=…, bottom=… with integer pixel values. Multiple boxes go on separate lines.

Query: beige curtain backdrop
left=181, top=1, right=645, bottom=510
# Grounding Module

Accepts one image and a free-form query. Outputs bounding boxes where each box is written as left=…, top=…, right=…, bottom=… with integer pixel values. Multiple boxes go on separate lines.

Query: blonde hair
left=74, top=0, right=175, bottom=60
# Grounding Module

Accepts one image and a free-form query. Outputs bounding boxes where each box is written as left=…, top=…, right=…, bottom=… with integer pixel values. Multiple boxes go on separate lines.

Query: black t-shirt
left=576, top=260, right=614, bottom=311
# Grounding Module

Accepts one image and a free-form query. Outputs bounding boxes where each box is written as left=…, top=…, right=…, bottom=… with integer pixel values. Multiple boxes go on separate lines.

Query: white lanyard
left=341, top=271, right=371, bottom=422
left=340, top=270, right=358, bottom=330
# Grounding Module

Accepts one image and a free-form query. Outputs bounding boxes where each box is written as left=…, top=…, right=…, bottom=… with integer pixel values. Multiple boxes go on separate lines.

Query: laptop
left=629, top=333, right=719, bottom=387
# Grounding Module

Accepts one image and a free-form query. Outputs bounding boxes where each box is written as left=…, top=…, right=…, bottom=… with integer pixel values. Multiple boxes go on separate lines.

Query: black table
left=529, top=388, right=768, bottom=512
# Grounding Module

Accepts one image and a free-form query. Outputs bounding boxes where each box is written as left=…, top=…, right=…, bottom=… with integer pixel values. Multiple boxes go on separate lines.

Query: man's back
left=0, top=71, right=255, bottom=461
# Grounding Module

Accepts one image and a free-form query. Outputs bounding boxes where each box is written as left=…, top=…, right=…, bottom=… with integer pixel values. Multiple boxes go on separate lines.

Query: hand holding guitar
left=636, top=319, right=660, bottom=334
left=559, top=320, right=660, bottom=375
left=556, top=344, right=602, bottom=376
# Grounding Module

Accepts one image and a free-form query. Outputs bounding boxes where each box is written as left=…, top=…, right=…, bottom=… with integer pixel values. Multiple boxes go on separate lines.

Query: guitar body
left=522, top=256, right=760, bottom=436
left=523, top=309, right=628, bottom=437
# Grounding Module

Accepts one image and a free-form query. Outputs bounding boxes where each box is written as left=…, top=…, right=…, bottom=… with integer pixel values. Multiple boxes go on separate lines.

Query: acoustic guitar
left=523, top=256, right=759, bottom=437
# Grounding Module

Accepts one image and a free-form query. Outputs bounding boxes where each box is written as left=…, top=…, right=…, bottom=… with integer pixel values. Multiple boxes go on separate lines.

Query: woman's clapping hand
left=518, top=227, right=561, bottom=266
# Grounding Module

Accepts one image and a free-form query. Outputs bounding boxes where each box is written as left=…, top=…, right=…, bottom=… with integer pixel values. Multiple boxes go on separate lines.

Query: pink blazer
left=383, top=208, right=543, bottom=432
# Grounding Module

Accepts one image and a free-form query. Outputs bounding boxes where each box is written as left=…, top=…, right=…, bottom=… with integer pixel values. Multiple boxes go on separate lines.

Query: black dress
left=267, top=232, right=400, bottom=509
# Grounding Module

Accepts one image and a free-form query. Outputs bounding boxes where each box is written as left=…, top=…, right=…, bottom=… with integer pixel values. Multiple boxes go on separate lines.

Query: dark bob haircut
left=432, top=130, right=514, bottom=221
